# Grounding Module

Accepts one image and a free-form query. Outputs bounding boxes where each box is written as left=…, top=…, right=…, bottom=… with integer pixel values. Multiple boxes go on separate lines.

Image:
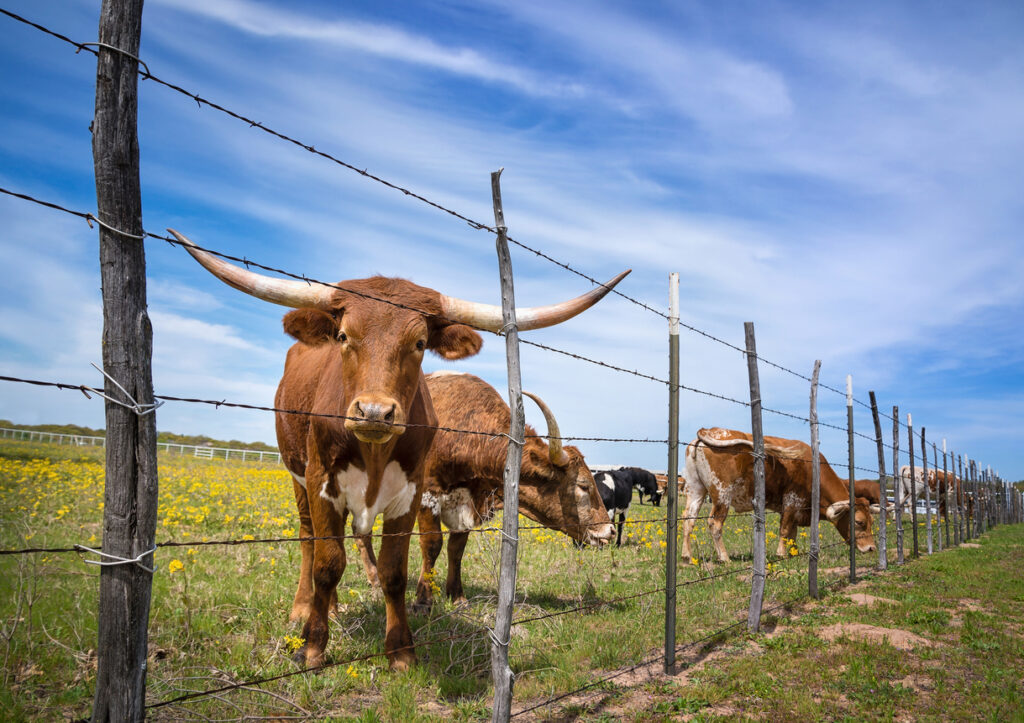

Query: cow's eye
left=338, top=331, right=348, bottom=342
left=415, top=339, right=426, bottom=351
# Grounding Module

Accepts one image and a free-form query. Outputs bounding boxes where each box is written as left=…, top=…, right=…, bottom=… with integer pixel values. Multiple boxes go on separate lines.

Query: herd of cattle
left=173, top=229, right=971, bottom=670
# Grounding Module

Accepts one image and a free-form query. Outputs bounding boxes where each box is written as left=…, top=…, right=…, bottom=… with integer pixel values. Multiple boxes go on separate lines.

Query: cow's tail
left=683, top=438, right=708, bottom=501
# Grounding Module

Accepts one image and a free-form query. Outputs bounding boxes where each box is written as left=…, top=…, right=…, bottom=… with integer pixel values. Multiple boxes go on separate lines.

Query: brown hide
left=854, top=479, right=882, bottom=505
left=411, top=372, right=613, bottom=609
left=681, top=427, right=877, bottom=563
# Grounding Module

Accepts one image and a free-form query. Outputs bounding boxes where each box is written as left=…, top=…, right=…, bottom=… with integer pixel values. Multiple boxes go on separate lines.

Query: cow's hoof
left=293, top=645, right=324, bottom=669
left=288, top=603, right=312, bottom=624
left=410, top=599, right=432, bottom=615
left=388, top=649, right=416, bottom=672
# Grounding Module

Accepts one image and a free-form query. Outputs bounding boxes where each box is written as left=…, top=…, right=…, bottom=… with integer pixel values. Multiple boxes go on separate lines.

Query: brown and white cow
left=407, top=371, right=614, bottom=610
left=681, top=428, right=879, bottom=563
left=171, top=229, right=628, bottom=670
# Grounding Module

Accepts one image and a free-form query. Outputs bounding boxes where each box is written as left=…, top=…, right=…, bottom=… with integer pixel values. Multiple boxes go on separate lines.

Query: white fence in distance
left=0, top=426, right=282, bottom=464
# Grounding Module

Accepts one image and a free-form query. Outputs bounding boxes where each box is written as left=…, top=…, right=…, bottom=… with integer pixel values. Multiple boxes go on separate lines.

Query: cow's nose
left=345, top=396, right=405, bottom=443
left=352, top=399, right=397, bottom=423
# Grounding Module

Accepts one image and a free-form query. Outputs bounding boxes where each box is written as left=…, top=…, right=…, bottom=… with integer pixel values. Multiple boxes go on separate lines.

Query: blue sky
left=1, top=0, right=1022, bottom=480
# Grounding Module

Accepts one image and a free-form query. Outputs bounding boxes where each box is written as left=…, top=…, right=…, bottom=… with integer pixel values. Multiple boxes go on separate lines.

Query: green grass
left=0, top=438, right=1008, bottom=720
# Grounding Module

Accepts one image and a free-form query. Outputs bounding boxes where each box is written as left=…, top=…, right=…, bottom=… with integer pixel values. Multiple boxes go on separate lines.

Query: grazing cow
left=682, top=428, right=879, bottom=563
left=397, top=372, right=614, bottom=611
left=593, top=469, right=635, bottom=546
left=897, top=465, right=958, bottom=516
left=171, top=229, right=628, bottom=670
left=613, top=467, right=663, bottom=506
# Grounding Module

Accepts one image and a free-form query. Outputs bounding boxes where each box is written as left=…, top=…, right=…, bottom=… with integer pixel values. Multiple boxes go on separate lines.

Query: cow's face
left=283, top=280, right=482, bottom=445
left=826, top=497, right=877, bottom=552
left=519, top=447, right=614, bottom=546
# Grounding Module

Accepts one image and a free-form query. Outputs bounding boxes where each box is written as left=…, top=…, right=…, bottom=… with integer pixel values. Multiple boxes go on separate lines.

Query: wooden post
left=893, top=406, right=903, bottom=565
left=490, top=169, right=523, bottom=723
left=920, top=427, right=933, bottom=554
left=907, top=415, right=919, bottom=558
left=846, top=376, right=856, bottom=583
left=664, top=273, right=680, bottom=675
left=869, top=392, right=887, bottom=570
left=946, top=443, right=957, bottom=546
left=745, top=323, right=767, bottom=633
left=960, top=455, right=968, bottom=541
left=809, top=361, right=822, bottom=598
left=91, top=2, right=158, bottom=721
left=938, top=443, right=948, bottom=549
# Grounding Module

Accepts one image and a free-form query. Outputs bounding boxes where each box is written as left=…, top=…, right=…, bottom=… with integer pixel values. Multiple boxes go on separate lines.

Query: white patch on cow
left=320, top=461, right=417, bottom=535
left=438, top=487, right=477, bottom=531
left=426, top=370, right=468, bottom=378
left=597, top=472, right=615, bottom=492
left=783, top=491, right=804, bottom=511
left=420, top=489, right=441, bottom=516
left=290, top=472, right=307, bottom=490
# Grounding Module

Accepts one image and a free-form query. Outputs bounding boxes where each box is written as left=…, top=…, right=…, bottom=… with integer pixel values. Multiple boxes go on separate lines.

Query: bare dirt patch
left=817, top=623, right=933, bottom=651
left=845, top=592, right=898, bottom=606
left=961, top=543, right=982, bottom=548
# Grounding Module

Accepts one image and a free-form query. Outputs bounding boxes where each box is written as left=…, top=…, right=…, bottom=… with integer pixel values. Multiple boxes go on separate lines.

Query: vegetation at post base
left=0, top=436, right=1020, bottom=721
left=0, top=419, right=278, bottom=452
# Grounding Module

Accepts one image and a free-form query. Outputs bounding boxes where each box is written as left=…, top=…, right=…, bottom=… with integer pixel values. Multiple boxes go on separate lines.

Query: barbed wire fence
left=1, top=4, right=1021, bottom=721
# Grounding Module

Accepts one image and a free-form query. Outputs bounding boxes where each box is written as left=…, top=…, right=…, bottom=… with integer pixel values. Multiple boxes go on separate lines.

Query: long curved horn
left=169, top=229, right=335, bottom=308
left=523, top=391, right=569, bottom=467
left=440, top=270, right=631, bottom=332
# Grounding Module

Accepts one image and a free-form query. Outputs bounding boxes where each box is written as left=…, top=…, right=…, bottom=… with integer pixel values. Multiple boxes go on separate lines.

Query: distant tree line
left=0, top=419, right=278, bottom=453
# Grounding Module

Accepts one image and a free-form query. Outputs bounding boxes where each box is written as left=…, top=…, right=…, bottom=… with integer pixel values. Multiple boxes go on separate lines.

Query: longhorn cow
left=171, top=229, right=628, bottom=670
left=682, top=427, right=879, bottom=563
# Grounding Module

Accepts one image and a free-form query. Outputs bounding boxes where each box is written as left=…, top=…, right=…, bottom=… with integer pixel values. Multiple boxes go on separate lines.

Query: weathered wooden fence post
left=809, top=360, right=822, bottom=598
left=907, top=414, right=919, bottom=558
left=664, top=272, right=680, bottom=675
left=936, top=443, right=947, bottom=549
left=893, top=406, right=903, bottom=565
left=920, top=427, right=933, bottom=554
left=745, top=323, right=767, bottom=633
left=869, top=391, right=887, bottom=570
left=489, top=169, right=523, bottom=723
left=91, top=1, right=159, bottom=721
left=945, top=443, right=956, bottom=546
left=959, top=455, right=968, bottom=541
left=846, top=376, right=856, bottom=582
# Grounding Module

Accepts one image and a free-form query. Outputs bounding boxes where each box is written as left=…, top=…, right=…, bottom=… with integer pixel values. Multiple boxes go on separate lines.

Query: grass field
left=0, top=439, right=964, bottom=721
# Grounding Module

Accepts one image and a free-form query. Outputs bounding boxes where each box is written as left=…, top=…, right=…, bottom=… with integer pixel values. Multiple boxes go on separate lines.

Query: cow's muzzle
left=585, top=523, right=615, bottom=546
left=345, top=396, right=406, bottom=444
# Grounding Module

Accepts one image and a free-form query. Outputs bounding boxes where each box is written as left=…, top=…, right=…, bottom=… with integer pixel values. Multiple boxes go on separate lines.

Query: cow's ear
left=429, top=323, right=482, bottom=360
left=283, top=309, right=337, bottom=346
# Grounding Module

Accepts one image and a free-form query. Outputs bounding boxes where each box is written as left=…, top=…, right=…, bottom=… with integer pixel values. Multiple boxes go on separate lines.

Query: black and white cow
left=618, top=466, right=663, bottom=506
left=593, top=468, right=643, bottom=546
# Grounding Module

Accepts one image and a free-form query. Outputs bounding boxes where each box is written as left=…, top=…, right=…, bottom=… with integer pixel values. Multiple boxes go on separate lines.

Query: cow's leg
left=615, top=511, right=625, bottom=547
left=413, top=505, right=443, bottom=613
left=378, top=509, right=418, bottom=671
left=708, top=502, right=731, bottom=563
left=445, top=530, right=470, bottom=605
left=289, top=478, right=315, bottom=623
left=352, top=531, right=380, bottom=588
left=777, top=509, right=798, bottom=557
left=296, top=466, right=346, bottom=669
left=680, top=493, right=705, bottom=562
